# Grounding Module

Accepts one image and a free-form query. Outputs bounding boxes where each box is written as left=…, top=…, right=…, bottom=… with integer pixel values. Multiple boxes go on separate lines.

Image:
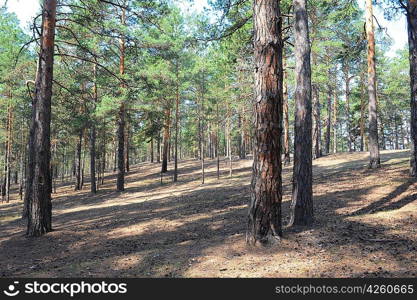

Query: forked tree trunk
left=407, top=0, right=417, bottom=176
left=366, top=0, right=381, bottom=169
left=247, top=0, right=283, bottom=245
left=25, top=0, right=57, bottom=236
left=289, top=0, right=313, bottom=227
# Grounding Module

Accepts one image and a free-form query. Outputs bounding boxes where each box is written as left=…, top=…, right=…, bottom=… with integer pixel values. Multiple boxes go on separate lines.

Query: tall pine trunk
left=325, top=85, right=332, bottom=155
left=25, top=0, right=56, bottom=236
left=161, top=108, right=171, bottom=173
left=289, top=0, right=313, bottom=227
left=312, top=85, right=321, bottom=159
left=75, top=130, right=82, bottom=190
left=247, top=0, right=283, bottom=245
left=283, top=57, right=291, bottom=165
left=174, top=67, right=180, bottom=182
left=117, top=7, right=126, bottom=191
left=407, top=0, right=417, bottom=176
left=344, top=65, right=353, bottom=152
left=333, top=88, right=338, bottom=153
left=366, top=0, right=381, bottom=169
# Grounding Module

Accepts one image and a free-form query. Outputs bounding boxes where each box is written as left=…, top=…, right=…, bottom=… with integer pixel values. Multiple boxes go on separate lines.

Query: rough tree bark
left=283, top=57, right=291, bottom=165
left=289, top=0, right=313, bottom=227
left=407, top=0, right=417, bottom=176
left=25, top=0, right=57, bottom=236
left=117, top=7, right=126, bottom=191
left=366, top=0, right=381, bottom=169
left=247, top=0, right=283, bottom=245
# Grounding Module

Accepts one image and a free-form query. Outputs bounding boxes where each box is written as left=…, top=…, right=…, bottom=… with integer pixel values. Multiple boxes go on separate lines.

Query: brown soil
left=0, top=150, right=416, bottom=278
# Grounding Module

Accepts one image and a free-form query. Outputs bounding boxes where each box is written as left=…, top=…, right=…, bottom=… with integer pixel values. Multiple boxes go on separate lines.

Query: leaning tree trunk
left=366, top=0, right=381, bottom=169
left=247, top=0, right=283, bottom=245
left=289, top=0, right=313, bottom=227
left=25, top=0, right=57, bottom=236
left=407, top=0, right=417, bottom=176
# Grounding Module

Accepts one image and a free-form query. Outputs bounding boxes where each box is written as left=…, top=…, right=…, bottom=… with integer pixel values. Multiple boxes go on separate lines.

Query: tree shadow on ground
left=0, top=151, right=415, bottom=277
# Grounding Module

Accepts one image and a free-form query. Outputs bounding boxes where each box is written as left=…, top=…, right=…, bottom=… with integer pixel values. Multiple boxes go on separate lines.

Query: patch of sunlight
left=110, top=254, right=143, bottom=271
left=0, top=214, right=19, bottom=224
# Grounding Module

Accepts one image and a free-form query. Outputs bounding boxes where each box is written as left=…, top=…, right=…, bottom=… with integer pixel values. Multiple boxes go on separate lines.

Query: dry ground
left=0, top=150, right=416, bottom=278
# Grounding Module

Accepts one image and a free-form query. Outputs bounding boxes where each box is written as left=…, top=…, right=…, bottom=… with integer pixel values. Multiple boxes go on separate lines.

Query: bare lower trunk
left=157, top=132, right=161, bottom=163
left=325, top=87, right=332, bottom=155
left=117, top=104, right=125, bottom=191
left=290, top=0, right=313, bottom=227
left=174, top=73, right=180, bottom=182
left=162, top=108, right=171, bottom=173
left=117, top=6, right=126, bottom=191
left=283, top=58, right=290, bottom=165
left=407, top=1, right=417, bottom=176
left=333, top=90, right=338, bottom=154
left=150, top=138, right=154, bottom=163
left=360, top=72, right=367, bottom=152
left=366, top=0, right=380, bottom=169
left=75, top=130, right=82, bottom=190
left=90, top=125, right=96, bottom=194
left=312, top=84, right=321, bottom=159
left=26, top=0, right=56, bottom=236
left=247, top=0, right=283, bottom=245
left=216, top=103, right=220, bottom=179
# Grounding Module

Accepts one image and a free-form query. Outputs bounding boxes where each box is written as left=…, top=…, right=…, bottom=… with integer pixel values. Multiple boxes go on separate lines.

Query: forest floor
left=0, top=150, right=416, bottom=278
